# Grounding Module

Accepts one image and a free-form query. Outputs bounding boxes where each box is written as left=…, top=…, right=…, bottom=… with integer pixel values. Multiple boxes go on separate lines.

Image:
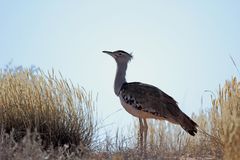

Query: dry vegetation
left=0, top=66, right=239, bottom=160
left=0, top=67, right=96, bottom=159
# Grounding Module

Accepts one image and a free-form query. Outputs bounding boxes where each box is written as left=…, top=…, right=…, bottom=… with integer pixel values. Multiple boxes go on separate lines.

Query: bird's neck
left=114, top=62, right=127, bottom=96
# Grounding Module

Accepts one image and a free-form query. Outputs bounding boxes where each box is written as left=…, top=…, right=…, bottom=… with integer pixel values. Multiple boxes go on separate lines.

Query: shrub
left=0, top=67, right=96, bottom=150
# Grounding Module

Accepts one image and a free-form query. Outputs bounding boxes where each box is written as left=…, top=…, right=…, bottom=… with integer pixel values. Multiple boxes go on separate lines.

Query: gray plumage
left=103, top=50, right=198, bottom=137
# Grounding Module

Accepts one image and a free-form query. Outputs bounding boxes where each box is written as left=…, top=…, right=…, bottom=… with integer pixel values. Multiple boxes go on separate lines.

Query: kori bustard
left=103, top=50, right=198, bottom=149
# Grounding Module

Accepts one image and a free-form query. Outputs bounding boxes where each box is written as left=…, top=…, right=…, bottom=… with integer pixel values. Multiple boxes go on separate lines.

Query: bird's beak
left=102, top=51, right=115, bottom=58
left=102, top=51, right=113, bottom=55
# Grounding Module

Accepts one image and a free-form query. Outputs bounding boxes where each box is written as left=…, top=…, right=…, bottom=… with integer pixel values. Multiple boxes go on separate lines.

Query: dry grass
left=211, top=77, right=240, bottom=160
left=0, top=130, right=97, bottom=160
left=0, top=66, right=239, bottom=160
left=0, top=67, right=96, bottom=151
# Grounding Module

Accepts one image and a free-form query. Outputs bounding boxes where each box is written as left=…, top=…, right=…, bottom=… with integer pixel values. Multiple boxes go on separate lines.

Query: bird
left=102, top=50, right=198, bottom=150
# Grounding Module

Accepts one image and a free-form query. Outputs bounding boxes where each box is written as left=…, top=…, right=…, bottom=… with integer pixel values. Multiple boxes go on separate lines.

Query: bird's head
left=102, top=50, right=133, bottom=64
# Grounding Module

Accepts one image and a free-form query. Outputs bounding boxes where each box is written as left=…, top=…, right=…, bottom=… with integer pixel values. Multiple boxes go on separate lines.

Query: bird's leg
left=138, top=118, right=143, bottom=150
left=143, top=118, right=148, bottom=151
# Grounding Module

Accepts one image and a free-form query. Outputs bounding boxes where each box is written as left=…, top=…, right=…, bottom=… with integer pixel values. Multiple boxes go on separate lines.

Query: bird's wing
left=120, top=82, right=182, bottom=120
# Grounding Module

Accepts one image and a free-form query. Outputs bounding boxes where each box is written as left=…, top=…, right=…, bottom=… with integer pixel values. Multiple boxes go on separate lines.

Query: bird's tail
left=179, top=112, right=198, bottom=136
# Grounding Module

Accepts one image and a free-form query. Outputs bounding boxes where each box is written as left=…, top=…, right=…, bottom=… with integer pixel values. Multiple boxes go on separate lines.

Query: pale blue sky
left=1, top=1, right=240, bottom=133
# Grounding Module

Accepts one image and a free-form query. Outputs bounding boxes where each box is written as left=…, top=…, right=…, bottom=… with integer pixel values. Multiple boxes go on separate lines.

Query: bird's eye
left=118, top=53, right=122, bottom=56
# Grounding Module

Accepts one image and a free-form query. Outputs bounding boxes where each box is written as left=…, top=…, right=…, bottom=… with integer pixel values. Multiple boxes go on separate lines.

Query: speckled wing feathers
left=120, top=82, right=181, bottom=119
